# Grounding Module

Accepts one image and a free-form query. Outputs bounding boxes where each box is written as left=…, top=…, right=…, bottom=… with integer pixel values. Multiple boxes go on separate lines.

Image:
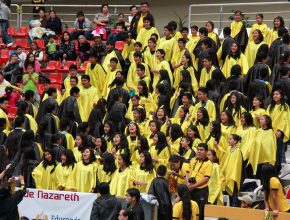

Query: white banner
left=18, top=188, right=97, bottom=220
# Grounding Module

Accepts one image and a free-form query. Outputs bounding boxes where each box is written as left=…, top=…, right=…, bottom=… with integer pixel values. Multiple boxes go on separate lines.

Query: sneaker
left=7, top=43, right=13, bottom=47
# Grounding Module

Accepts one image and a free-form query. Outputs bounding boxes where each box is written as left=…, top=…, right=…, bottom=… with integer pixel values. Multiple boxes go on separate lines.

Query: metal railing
left=188, top=2, right=290, bottom=33
left=8, top=4, right=20, bottom=28
left=19, top=4, right=139, bottom=27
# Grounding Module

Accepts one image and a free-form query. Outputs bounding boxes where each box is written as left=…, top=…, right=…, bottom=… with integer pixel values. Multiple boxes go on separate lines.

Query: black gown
left=38, top=113, right=58, bottom=149
left=57, top=96, right=82, bottom=124
left=36, top=97, right=58, bottom=124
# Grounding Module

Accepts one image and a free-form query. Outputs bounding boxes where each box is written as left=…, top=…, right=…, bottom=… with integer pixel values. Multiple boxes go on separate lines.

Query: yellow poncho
left=143, top=49, right=157, bottom=69
left=221, top=124, right=237, bottom=141
left=25, top=113, right=38, bottom=134
left=221, top=54, right=249, bottom=78
left=103, top=50, right=123, bottom=73
left=173, top=65, right=198, bottom=94
left=130, top=167, right=156, bottom=193
left=136, top=27, right=159, bottom=49
left=32, top=161, right=58, bottom=190
left=250, top=108, right=266, bottom=128
left=230, top=21, right=243, bottom=38
left=152, top=60, right=173, bottom=90
left=199, top=66, right=216, bottom=88
left=208, top=163, right=224, bottom=205
left=247, top=128, right=276, bottom=174
left=265, top=29, right=278, bottom=46
left=79, top=85, right=99, bottom=121
left=122, top=39, right=136, bottom=59
left=110, top=167, right=132, bottom=196
left=244, top=41, right=267, bottom=68
left=126, top=62, right=151, bottom=91
left=249, top=23, right=268, bottom=42
left=85, top=63, right=107, bottom=98
left=236, top=126, right=256, bottom=160
left=149, top=145, right=171, bottom=169
left=207, top=136, right=227, bottom=162
left=195, top=122, right=211, bottom=143
left=158, top=37, right=178, bottom=61
left=54, top=163, right=75, bottom=190
left=97, top=165, right=117, bottom=184
left=193, top=100, right=217, bottom=122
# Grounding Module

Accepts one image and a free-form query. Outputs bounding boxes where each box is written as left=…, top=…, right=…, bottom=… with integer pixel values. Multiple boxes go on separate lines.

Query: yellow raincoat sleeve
left=32, top=162, right=57, bottom=190
left=25, top=113, right=38, bottom=134
left=208, top=163, right=224, bottom=205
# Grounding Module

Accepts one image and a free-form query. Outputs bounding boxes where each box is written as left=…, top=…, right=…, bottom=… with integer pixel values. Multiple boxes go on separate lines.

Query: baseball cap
left=238, top=195, right=253, bottom=206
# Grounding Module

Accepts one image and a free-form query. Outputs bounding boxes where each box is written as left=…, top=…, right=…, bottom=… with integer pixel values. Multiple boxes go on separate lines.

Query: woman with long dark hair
left=261, top=164, right=290, bottom=214
left=16, top=101, right=38, bottom=134
left=248, top=115, right=276, bottom=178
left=222, top=42, right=249, bottom=78
left=220, top=110, right=237, bottom=141
left=155, top=83, right=171, bottom=115
left=96, top=153, right=117, bottom=186
left=131, top=151, right=156, bottom=193
left=130, top=136, right=149, bottom=168
left=154, top=106, right=168, bottom=134
left=93, top=136, right=107, bottom=158
left=72, top=133, right=89, bottom=162
left=55, top=149, right=76, bottom=190
left=112, top=132, right=130, bottom=158
left=194, top=107, right=210, bottom=142
left=32, top=148, right=57, bottom=190
left=224, top=92, right=246, bottom=127
left=146, top=120, right=160, bottom=146
left=24, top=53, right=41, bottom=73
left=173, top=184, right=199, bottom=220
left=266, top=16, right=285, bottom=46
left=187, top=125, right=202, bottom=153
left=266, top=89, right=289, bottom=170
left=180, top=135, right=196, bottom=162
left=166, top=123, right=183, bottom=155
left=149, top=131, right=170, bottom=168
left=103, top=120, right=115, bottom=152
left=250, top=96, right=266, bottom=128
left=171, top=106, right=191, bottom=134
left=126, top=122, right=141, bottom=155
left=58, top=31, right=76, bottom=62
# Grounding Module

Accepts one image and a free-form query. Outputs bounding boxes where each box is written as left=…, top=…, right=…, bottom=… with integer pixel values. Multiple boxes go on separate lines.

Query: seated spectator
left=72, top=11, right=91, bottom=40
left=0, top=71, right=10, bottom=96
left=126, top=5, right=138, bottom=28
left=125, top=188, right=144, bottom=220
left=92, top=4, right=113, bottom=40
left=4, top=86, right=21, bottom=108
left=90, top=182, right=121, bottom=220
left=108, top=21, right=127, bottom=42
left=4, top=52, right=22, bottom=84
left=37, top=9, right=47, bottom=27
left=15, top=45, right=27, bottom=68
left=238, top=195, right=253, bottom=208
left=22, top=64, right=39, bottom=93
left=58, top=31, right=76, bottom=64
left=90, top=34, right=106, bottom=60
left=30, top=41, right=44, bottom=63
left=24, top=53, right=41, bottom=73
left=77, top=35, right=90, bottom=65
left=46, top=35, right=59, bottom=60
left=45, top=10, right=62, bottom=35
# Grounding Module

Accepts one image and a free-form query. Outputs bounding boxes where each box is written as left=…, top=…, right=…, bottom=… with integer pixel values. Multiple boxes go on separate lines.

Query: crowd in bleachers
left=0, top=0, right=290, bottom=219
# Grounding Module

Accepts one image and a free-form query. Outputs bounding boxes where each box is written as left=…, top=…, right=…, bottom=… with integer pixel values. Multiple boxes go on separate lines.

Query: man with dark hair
left=158, top=25, right=178, bottom=62
left=90, top=182, right=121, bottom=220
left=275, top=66, right=290, bottom=105
left=186, top=143, right=213, bottom=220
left=126, top=188, right=144, bottom=220
left=62, top=64, right=81, bottom=95
left=72, top=10, right=91, bottom=40
left=50, top=133, right=65, bottom=162
left=130, top=1, right=155, bottom=39
left=168, top=20, right=182, bottom=41
left=217, top=27, right=236, bottom=63
left=102, top=41, right=125, bottom=73
left=0, top=97, right=9, bottom=131
left=148, top=165, right=172, bottom=220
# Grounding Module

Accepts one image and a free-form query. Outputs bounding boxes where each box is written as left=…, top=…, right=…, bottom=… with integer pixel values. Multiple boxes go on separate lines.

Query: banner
left=18, top=188, right=97, bottom=220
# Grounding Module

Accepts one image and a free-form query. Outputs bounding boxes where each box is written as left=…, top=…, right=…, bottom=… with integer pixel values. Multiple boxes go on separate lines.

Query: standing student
left=250, top=96, right=266, bottom=128
left=136, top=16, right=159, bottom=49
left=158, top=25, right=178, bottom=62
left=261, top=164, right=290, bottom=215
left=169, top=155, right=190, bottom=187
left=32, top=148, right=58, bottom=190
left=220, top=110, right=237, bottom=142
left=266, top=16, right=285, bottom=46
left=125, top=188, right=145, bottom=220
left=224, top=92, right=246, bottom=127
left=0, top=0, right=13, bottom=47
left=194, top=107, right=211, bottom=143
left=97, top=153, right=117, bottom=187
left=230, top=10, right=248, bottom=52
left=249, top=14, right=268, bottom=42
left=221, top=134, right=244, bottom=207
left=199, top=56, right=216, bottom=88
left=187, top=125, right=202, bottom=153
left=186, top=143, right=213, bottom=220
left=205, top=21, right=220, bottom=48
left=217, top=27, right=235, bottom=65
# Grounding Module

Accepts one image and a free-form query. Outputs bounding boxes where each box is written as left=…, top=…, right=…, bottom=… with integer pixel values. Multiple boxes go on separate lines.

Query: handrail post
left=220, top=5, right=223, bottom=33
left=188, top=5, right=191, bottom=31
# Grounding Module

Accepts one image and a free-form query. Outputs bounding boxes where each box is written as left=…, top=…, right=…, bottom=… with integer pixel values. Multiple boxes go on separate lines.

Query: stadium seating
left=12, top=38, right=29, bottom=49
left=58, top=61, right=78, bottom=73
left=33, top=39, right=46, bottom=50
left=8, top=27, right=29, bottom=38
left=41, top=60, right=61, bottom=72
left=37, top=84, right=45, bottom=95
left=78, top=61, right=89, bottom=73
left=7, top=107, right=18, bottom=121
left=0, top=49, right=11, bottom=63
left=49, top=73, right=63, bottom=85
left=115, top=41, right=125, bottom=51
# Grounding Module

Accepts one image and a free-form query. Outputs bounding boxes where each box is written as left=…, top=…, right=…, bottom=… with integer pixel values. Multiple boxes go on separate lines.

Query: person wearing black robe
left=219, top=27, right=236, bottom=63
left=233, top=23, right=248, bottom=53
left=274, top=66, right=290, bottom=106
left=38, top=103, right=59, bottom=149
left=0, top=118, right=8, bottom=145
left=88, top=98, right=106, bottom=137
left=57, top=87, right=82, bottom=124
left=266, top=27, right=289, bottom=70
left=226, top=64, right=245, bottom=94
left=36, top=87, right=58, bottom=124
left=24, top=90, right=37, bottom=118
left=148, top=165, right=172, bottom=220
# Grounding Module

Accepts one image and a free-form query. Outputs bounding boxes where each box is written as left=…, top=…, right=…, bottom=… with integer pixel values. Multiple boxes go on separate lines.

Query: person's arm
left=0, top=164, right=12, bottom=180
left=186, top=176, right=210, bottom=191
left=84, top=18, right=91, bottom=31
left=22, top=75, right=28, bottom=85
left=93, top=14, right=106, bottom=26
left=271, top=190, right=279, bottom=217
left=31, top=74, right=39, bottom=85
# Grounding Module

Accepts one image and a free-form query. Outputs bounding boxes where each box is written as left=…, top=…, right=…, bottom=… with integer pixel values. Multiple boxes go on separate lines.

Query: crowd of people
left=0, top=1, right=290, bottom=220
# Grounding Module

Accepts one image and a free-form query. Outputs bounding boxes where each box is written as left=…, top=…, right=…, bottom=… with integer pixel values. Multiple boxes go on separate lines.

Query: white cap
left=238, top=195, right=253, bottom=206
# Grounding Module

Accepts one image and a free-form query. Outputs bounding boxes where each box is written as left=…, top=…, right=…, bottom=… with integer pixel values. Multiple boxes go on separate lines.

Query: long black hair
left=269, top=88, right=288, bottom=112
left=82, top=147, right=96, bottom=164
left=94, top=136, right=108, bottom=153
left=60, top=149, right=76, bottom=169
left=177, top=184, right=192, bottom=220
left=140, top=151, right=154, bottom=173
left=168, top=123, right=183, bottom=142
left=42, top=148, right=57, bottom=173
left=103, top=120, right=116, bottom=142
left=196, top=107, right=210, bottom=128
left=24, top=53, right=36, bottom=70
left=241, top=112, right=254, bottom=127
left=155, top=131, right=168, bottom=154
left=220, top=110, right=236, bottom=127
left=206, top=120, right=222, bottom=144
left=113, top=132, right=130, bottom=156
left=187, top=124, right=201, bottom=141
left=273, top=16, right=285, bottom=30
left=225, top=92, right=243, bottom=118
left=228, top=42, right=241, bottom=59
left=102, top=153, right=117, bottom=175
left=138, top=80, right=149, bottom=98
left=138, top=136, right=149, bottom=152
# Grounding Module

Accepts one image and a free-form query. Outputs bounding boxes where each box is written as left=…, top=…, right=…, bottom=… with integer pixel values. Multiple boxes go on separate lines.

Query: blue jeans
left=0, top=20, right=12, bottom=44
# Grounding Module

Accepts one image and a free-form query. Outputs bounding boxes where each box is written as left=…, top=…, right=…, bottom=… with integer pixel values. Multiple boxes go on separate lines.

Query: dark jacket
left=90, top=194, right=121, bottom=220
left=130, top=11, right=155, bottom=39
left=0, top=189, right=26, bottom=220
left=45, top=17, right=62, bottom=35
left=128, top=202, right=145, bottom=220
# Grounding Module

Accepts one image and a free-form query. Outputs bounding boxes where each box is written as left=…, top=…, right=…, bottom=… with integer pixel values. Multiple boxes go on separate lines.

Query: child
left=22, top=64, right=39, bottom=93
left=136, top=16, right=159, bottom=50
left=143, top=37, right=157, bottom=70
left=249, top=14, right=268, bottom=42
left=77, top=35, right=90, bottom=65
left=46, top=35, right=59, bottom=60
left=158, top=25, right=178, bottom=62
left=15, top=45, right=27, bottom=68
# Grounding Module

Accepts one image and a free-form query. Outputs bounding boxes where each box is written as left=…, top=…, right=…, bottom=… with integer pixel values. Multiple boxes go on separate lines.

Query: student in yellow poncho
left=158, top=25, right=178, bottom=62
left=266, top=89, right=290, bottom=168
left=32, top=148, right=58, bottom=190
left=250, top=96, right=266, bottom=128
left=62, top=64, right=81, bottom=97
left=102, top=58, right=120, bottom=98
left=173, top=92, right=195, bottom=119
left=110, top=153, right=132, bottom=196
left=54, top=149, right=76, bottom=191
left=247, top=115, right=276, bottom=177
left=122, top=35, right=136, bottom=59
left=131, top=136, right=149, bottom=169
left=205, top=121, right=227, bottom=163
left=131, top=151, right=156, bottom=193
left=199, top=55, right=216, bottom=88
left=149, top=131, right=171, bottom=169
left=187, top=25, right=200, bottom=63
left=167, top=124, right=183, bottom=155
left=59, top=118, right=75, bottom=151
left=168, top=21, right=183, bottom=41
left=143, top=38, right=158, bottom=70
left=170, top=106, right=192, bottom=135
left=206, top=21, right=220, bottom=48
left=61, top=76, right=79, bottom=101
left=224, top=92, right=246, bottom=128
left=72, top=133, right=87, bottom=162
left=266, top=16, right=285, bottom=46
left=194, top=107, right=211, bottom=142
left=85, top=53, right=107, bottom=98
left=180, top=135, right=196, bottom=162
left=187, top=125, right=202, bottom=154
left=79, top=75, right=99, bottom=121
left=169, top=155, right=190, bottom=187
left=68, top=147, right=97, bottom=192
left=221, top=134, right=244, bottom=207
left=0, top=97, right=11, bottom=131
left=151, top=49, right=173, bottom=90
left=102, top=121, right=115, bottom=153
left=207, top=149, right=224, bottom=205
left=220, top=110, right=237, bottom=142
left=245, top=29, right=268, bottom=68
left=16, top=101, right=38, bottom=134
left=96, top=153, right=117, bottom=189
left=126, top=122, right=140, bottom=155
left=222, top=42, right=249, bottom=78
left=230, top=10, right=243, bottom=39
left=102, top=41, right=123, bottom=74
left=129, top=107, right=147, bottom=137
left=236, top=112, right=256, bottom=162
left=136, top=16, right=159, bottom=50
left=249, top=14, right=268, bottom=42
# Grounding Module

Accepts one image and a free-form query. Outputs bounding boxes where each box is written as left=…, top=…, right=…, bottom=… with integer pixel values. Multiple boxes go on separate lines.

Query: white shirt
left=0, top=79, right=11, bottom=96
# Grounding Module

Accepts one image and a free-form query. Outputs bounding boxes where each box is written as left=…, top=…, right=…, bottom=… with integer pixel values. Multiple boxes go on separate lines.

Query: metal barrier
left=188, top=1, right=290, bottom=33
left=19, top=4, right=139, bottom=27
left=8, top=4, right=20, bottom=28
